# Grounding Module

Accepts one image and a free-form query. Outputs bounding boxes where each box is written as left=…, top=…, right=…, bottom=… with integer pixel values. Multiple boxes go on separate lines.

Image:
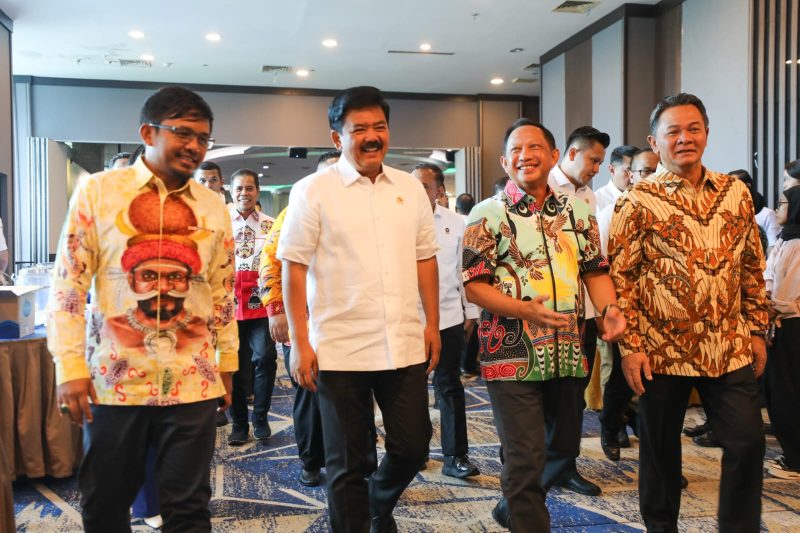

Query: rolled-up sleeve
left=462, top=201, right=500, bottom=284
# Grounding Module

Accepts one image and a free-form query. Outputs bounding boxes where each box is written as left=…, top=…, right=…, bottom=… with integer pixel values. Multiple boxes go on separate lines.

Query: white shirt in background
left=756, top=207, right=781, bottom=247
left=595, top=181, right=624, bottom=212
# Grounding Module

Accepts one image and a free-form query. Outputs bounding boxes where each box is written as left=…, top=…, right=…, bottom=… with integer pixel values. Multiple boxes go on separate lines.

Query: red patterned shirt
left=230, top=207, right=274, bottom=321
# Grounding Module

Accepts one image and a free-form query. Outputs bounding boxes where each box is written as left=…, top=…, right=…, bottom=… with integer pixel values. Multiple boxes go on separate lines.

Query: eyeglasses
left=148, top=123, right=215, bottom=149
left=632, top=168, right=656, bottom=178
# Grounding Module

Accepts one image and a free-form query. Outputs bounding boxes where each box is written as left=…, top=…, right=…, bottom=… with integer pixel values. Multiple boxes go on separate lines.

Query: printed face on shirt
left=194, top=169, right=223, bottom=193
left=566, top=141, right=606, bottom=187
left=141, top=117, right=211, bottom=182
left=128, top=259, right=190, bottom=321
left=413, top=167, right=443, bottom=211
left=232, top=173, right=260, bottom=215
left=500, top=125, right=559, bottom=193
left=648, top=105, right=708, bottom=175
left=630, top=151, right=660, bottom=185
left=331, top=106, right=389, bottom=178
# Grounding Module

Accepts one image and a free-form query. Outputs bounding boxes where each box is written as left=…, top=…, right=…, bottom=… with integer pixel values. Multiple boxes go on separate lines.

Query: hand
left=597, top=305, right=626, bottom=342
left=463, top=319, right=476, bottom=341
left=268, top=313, right=289, bottom=344
left=57, top=377, right=98, bottom=427
left=621, top=352, right=652, bottom=396
left=424, top=324, right=441, bottom=374
left=291, top=339, right=319, bottom=392
left=519, top=295, right=570, bottom=329
left=751, top=336, right=767, bottom=378
left=218, top=372, right=233, bottom=412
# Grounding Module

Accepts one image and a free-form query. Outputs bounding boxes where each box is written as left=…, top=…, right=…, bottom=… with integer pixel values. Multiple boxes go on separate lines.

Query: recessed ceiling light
left=262, top=165, right=270, bottom=170
left=205, top=33, right=221, bottom=42
left=141, top=54, right=155, bottom=62
left=420, top=43, right=432, bottom=51
left=296, top=69, right=310, bottom=77
left=258, top=173, right=264, bottom=178
left=787, top=60, right=794, bottom=64
left=490, top=77, right=504, bottom=85
left=128, top=30, right=144, bottom=39
left=322, top=39, right=338, bottom=47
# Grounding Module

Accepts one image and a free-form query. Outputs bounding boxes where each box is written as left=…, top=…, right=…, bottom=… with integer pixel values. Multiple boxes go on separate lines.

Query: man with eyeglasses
left=48, top=86, right=237, bottom=532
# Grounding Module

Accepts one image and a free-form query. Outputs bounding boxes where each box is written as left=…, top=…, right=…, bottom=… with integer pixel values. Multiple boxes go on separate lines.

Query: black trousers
left=461, top=321, right=480, bottom=374
left=282, top=344, right=326, bottom=471
left=79, top=400, right=217, bottom=533
left=542, top=317, right=597, bottom=484
left=434, top=323, right=469, bottom=457
left=765, top=317, right=800, bottom=467
left=599, top=342, right=634, bottom=437
left=231, top=318, right=277, bottom=429
left=317, top=363, right=431, bottom=533
left=638, top=366, right=764, bottom=533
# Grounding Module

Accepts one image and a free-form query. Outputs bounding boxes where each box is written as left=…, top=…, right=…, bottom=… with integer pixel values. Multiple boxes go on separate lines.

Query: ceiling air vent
left=118, top=59, right=152, bottom=68
left=261, top=65, right=292, bottom=73
left=553, top=1, right=600, bottom=14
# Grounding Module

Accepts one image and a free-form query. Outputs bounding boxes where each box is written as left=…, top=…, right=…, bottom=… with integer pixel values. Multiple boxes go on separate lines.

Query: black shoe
left=418, top=455, right=429, bottom=471
left=442, top=455, right=480, bottom=478
left=554, top=471, right=601, bottom=496
left=693, top=430, right=721, bottom=447
left=681, top=475, right=689, bottom=489
left=370, top=514, right=397, bottom=533
left=491, top=497, right=510, bottom=529
left=601, top=433, right=621, bottom=461
left=683, top=422, right=709, bottom=438
left=216, top=411, right=229, bottom=427
left=228, top=426, right=249, bottom=446
left=618, top=428, right=631, bottom=448
left=253, top=421, right=271, bottom=441
left=299, top=468, right=322, bottom=487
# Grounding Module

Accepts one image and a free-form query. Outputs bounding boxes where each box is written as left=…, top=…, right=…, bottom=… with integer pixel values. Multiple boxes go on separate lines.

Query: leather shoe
left=227, top=426, right=249, bottom=446
left=683, top=422, right=709, bottom=438
left=554, top=471, right=601, bottom=496
left=442, top=455, right=479, bottom=478
left=299, top=468, right=321, bottom=487
left=693, top=430, right=721, bottom=447
left=681, top=475, right=689, bottom=489
left=618, top=428, right=631, bottom=448
left=491, top=497, right=511, bottom=529
left=370, top=514, right=397, bottom=533
left=601, top=434, right=621, bottom=461
left=215, top=411, right=229, bottom=428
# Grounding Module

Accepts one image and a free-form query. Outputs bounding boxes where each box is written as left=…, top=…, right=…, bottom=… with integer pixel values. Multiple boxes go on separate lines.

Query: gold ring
left=59, top=403, right=70, bottom=414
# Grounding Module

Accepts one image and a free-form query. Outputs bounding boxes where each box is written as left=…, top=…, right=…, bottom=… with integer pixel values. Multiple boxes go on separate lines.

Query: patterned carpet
left=12, top=364, right=800, bottom=532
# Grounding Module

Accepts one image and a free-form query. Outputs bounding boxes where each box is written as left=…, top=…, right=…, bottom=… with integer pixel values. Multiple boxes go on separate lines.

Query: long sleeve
left=47, top=177, right=99, bottom=384
left=740, top=195, right=770, bottom=332
left=208, top=215, right=239, bottom=372
left=608, top=193, right=644, bottom=357
left=259, top=207, right=288, bottom=317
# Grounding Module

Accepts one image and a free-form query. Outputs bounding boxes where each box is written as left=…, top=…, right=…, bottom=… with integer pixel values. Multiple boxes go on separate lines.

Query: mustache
left=360, top=140, right=383, bottom=151
left=130, top=288, right=190, bottom=301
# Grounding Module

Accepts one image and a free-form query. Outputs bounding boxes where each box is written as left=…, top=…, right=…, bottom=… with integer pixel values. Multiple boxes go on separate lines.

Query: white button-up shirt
left=594, top=181, right=623, bottom=212
left=277, top=155, right=439, bottom=371
left=548, top=164, right=598, bottom=319
left=424, top=205, right=479, bottom=330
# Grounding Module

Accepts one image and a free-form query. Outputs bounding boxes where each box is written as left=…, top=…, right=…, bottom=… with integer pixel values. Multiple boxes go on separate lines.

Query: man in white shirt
left=279, top=86, right=440, bottom=533
left=595, top=145, right=637, bottom=212
left=195, top=161, right=230, bottom=205
left=413, top=163, right=480, bottom=479
left=545, top=125, right=609, bottom=497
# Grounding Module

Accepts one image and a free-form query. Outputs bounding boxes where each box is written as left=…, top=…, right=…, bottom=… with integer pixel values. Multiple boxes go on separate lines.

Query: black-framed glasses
left=148, top=123, right=215, bottom=149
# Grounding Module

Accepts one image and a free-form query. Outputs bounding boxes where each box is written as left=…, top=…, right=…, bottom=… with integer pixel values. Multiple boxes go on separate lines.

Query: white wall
left=681, top=0, right=750, bottom=172
left=542, top=54, right=567, bottom=151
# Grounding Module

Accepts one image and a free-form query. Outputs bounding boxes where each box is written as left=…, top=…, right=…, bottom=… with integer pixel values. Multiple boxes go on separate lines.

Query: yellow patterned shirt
left=47, top=158, right=239, bottom=405
left=258, top=206, right=287, bottom=317
left=608, top=165, right=769, bottom=377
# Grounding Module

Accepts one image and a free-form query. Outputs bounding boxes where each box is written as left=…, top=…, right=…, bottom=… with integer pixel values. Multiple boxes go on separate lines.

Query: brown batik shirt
left=608, top=165, right=769, bottom=377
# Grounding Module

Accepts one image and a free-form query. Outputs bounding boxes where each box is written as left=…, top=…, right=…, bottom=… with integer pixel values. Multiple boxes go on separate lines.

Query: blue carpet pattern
left=12, top=365, right=800, bottom=532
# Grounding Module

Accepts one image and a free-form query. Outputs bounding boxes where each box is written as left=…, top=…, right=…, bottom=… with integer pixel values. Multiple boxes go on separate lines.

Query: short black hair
left=728, top=169, right=753, bottom=187
left=230, top=168, right=259, bottom=188
left=631, top=148, right=656, bottom=163
left=328, top=86, right=390, bottom=133
left=109, top=152, right=131, bottom=167
left=502, top=118, right=557, bottom=152
left=198, top=160, right=222, bottom=177
left=455, top=193, right=475, bottom=215
left=494, top=176, right=510, bottom=194
left=412, top=163, right=445, bottom=188
left=649, top=92, right=708, bottom=135
left=609, top=145, right=638, bottom=167
left=566, top=126, right=611, bottom=151
left=786, top=159, right=800, bottom=180
left=317, top=150, right=341, bottom=167
left=139, top=86, right=214, bottom=128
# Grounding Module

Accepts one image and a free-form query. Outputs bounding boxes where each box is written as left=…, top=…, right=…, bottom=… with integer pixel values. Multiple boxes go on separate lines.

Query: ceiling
left=2, top=0, right=659, bottom=96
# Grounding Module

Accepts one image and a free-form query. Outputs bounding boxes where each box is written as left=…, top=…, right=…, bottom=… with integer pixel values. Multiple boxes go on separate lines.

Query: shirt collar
left=229, top=204, right=260, bottom=222
left=550, top=164, right=588, bottom=193
left=655, top=164, right=717, bottom=194
left=337, top=154, right=392, bottom=186
left=131, top=156, right=197, bottom=200
left=504, top=179, right=559, bottom=210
